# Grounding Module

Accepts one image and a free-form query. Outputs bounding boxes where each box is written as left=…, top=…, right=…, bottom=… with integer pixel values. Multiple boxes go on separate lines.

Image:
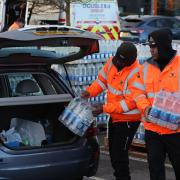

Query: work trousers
left=108, top=120, right=140, bottom=180
left=145, top=130, right=180, bottom=180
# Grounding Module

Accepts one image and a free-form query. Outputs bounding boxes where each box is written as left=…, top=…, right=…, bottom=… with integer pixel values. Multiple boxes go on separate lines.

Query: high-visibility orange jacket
left=134, top=54, right=180, bottom=134
left=8, top=22, right=21, bottom=31
left=86, top=57, right=142, bottom=123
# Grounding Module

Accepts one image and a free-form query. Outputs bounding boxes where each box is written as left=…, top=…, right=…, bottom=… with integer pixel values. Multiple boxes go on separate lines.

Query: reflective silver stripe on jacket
left=143, top=62, right=148, bottom=87
left=120, top=100, right=129, bottom=112
left=125, top=89, right=131, bottom=94
left=141, top=116, right=147, bottom=121
left=132, top=82, right=145, bottom=91
left=123, top=67, right=139, bottom=94
left=107, top=60, right=113, bottom=72
left=147, top=92, right=155, bottom=98
left=96, top=79, right=107, bottom=90
left=99, top=69, right=107, bottom=80
left=122, top=109, right=140, bottom=115
left=107, top=84, right=122, bottom=95
left=134, top=94, right=146, bottom=102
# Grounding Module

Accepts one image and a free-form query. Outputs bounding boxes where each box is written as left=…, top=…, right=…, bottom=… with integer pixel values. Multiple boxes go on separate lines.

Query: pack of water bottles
left=148, top=90, right=180, bottom=130
left=58, top=97, right=94, bottom=136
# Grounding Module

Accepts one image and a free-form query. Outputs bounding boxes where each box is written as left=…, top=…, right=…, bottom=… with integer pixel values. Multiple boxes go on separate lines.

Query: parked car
left=0, top=26, right=101, bottom=180
left=120, top=15, right=180, bottom=43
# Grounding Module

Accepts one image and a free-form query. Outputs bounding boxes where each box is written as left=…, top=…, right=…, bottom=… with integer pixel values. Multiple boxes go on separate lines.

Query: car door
left=153, top=18, right=180, bottom=40
left=165, top=18, right=180, bottom=40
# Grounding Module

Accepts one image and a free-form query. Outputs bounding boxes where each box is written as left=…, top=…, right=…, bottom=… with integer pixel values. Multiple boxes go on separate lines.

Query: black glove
left=81, top=91, right=90, bottom=99
left=144, top=106, right=152, bottom=121
left=91, top=103, right=103, bottom=116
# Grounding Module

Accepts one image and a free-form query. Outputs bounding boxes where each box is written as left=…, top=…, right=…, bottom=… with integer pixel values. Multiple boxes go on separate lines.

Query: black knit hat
left=147, top=28, right=176, bottom=69
left=113, top=41, right=137, bottom=65
left=148, top=28, right=173, bottom=49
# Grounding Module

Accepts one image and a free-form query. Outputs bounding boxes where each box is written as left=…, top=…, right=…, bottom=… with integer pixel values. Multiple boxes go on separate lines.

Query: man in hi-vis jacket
left=81, top=42, right=143, bottom=180
left=133, top=29, right=180, bottom=180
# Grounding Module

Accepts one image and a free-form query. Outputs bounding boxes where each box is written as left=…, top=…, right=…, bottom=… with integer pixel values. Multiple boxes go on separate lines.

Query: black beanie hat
left=148, top=28, right=173, bottom=52
left=113, top=41, right=137, bottom=64
left=148, top=28, right=176, bottom=69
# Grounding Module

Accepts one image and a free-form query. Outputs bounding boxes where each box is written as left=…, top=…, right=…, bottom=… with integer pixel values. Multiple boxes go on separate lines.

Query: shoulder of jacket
left=177, top=54, right=180, bottom=59
left=105, top=56, right=113, bottom=64
left=140, top=57, right=157, bottom=68
left=172, top=54, right=180, bottom=64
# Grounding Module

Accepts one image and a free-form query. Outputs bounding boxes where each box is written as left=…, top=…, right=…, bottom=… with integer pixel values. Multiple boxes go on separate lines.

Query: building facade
left=117, top=0, right=180, bottom=16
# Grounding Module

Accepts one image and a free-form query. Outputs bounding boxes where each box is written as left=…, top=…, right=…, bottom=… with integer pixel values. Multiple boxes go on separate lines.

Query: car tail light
left=94, top=148, right=100, bottom=161
left=138, top=29, right=144, bottom=33
left=85, top=126, right=98, bottom=138
left=130, top=29, right=144, bottom=34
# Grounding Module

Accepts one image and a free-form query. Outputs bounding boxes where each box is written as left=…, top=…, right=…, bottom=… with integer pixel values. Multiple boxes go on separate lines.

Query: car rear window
left=171, top=19, right=180, bottom=28
left=8, top=73, right=44, bottom=97
left=2, top=72, right=59, bottom=97
left=0, top=47, right=80, bottom=59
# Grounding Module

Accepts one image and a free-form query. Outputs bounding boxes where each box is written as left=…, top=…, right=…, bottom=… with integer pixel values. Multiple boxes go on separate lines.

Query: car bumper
left=0, top=138, right=99, bottom=179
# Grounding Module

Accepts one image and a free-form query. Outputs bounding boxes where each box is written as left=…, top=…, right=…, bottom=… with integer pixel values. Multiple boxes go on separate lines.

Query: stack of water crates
left=54, top=40, right=180, bottom=144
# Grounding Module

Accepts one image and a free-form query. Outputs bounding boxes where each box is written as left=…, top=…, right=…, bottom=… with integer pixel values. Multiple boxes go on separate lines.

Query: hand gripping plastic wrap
left=58, top=97, right=94, bottom=136
left=148, top=90, right=180, bottom=130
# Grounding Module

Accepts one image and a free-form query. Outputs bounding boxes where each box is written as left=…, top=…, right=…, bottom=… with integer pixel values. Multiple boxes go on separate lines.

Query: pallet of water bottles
left=65, top=52, right=115, bottom=86
left=67, top=52, right=115, bottom=64
left=148, top=90, right=180, bottom=130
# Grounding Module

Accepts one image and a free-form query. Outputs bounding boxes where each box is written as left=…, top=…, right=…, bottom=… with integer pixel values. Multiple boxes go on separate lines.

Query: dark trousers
left=108, top=120, right=140, bottom=180
left=145, top=130, right=180, bottom=180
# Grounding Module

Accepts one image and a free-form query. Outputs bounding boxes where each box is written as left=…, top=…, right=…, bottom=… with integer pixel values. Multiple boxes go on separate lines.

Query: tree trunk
left=66, top=1, right=71, bottom=26
left=27, top=2, right=36, bottom=24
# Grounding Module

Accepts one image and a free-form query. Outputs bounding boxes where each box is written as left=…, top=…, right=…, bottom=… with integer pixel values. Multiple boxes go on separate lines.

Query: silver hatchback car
left=0, top=26, right=101, bottom=180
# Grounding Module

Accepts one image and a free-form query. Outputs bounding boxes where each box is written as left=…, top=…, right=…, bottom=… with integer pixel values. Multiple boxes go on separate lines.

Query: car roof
left=121, top=15, right=179, bottom=21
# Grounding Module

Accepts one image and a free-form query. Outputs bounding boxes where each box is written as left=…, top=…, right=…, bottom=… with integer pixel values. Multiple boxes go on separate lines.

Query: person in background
left=6, top=6, right=16, bottom=27
left=133, top=29, right=180, bottom=180
left=81, top=42, right=143, bottom=180
left=19, top=3, right=26, bottom=19
left=8, top=17, right=25, bottom=31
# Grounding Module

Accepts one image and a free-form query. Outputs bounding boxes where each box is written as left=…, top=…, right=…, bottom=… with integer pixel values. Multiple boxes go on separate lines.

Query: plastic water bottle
left=79, top=102, right=93, bottom=122
left=60, top=98, right=79, bottom=121
left=19, top=127, right=31, bottom=146
left=88, top=64, right=95, bottom=81
left=159, top=95, right=170, bottom=122
left=168, top=114, right=180, bottom=130
left=157, top=93, right=170, bottom=127
left=74, top=99, right=93, bottom=136
left=96, top=53, right=100, bottom=60
left=59, top=98, right=94, bottom=136
left=148, top=107, right=160, bottom=123
left=159, top=111, right=170, bottom=122
left=139, top=123, right=145, bottom=143
left=81, top=64, right=87, bottom=82
left=59, top=98, right=77, bottom=125
left=167, top=101, right=180, bottom=130
left=77, top=64, right=83, bottom=83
